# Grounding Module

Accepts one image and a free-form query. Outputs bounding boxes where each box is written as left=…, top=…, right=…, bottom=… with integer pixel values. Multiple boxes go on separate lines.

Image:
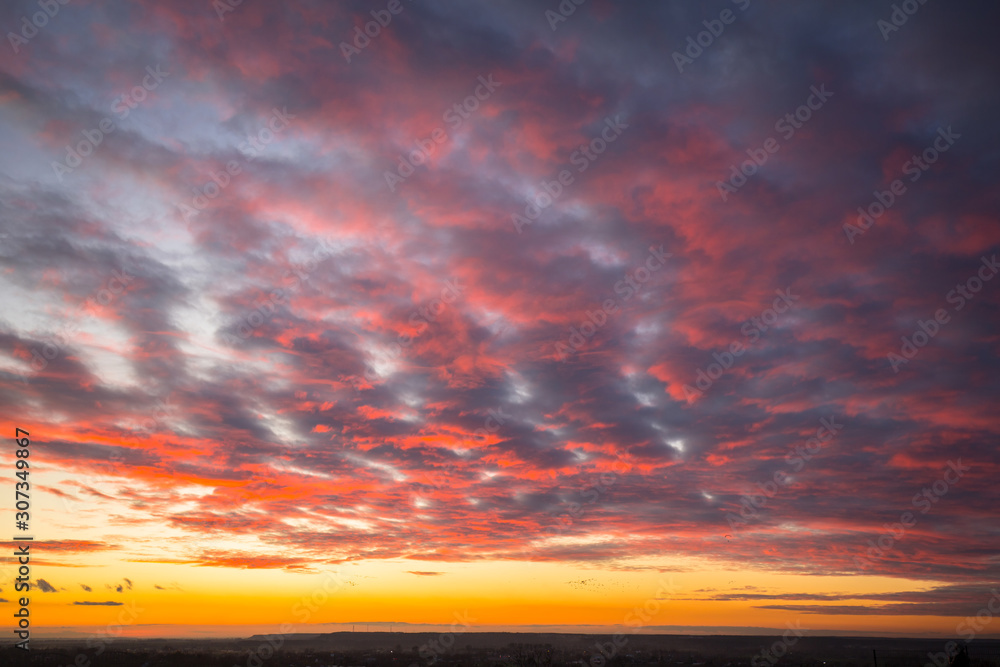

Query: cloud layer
left=1, top=0, right=998, bottom=625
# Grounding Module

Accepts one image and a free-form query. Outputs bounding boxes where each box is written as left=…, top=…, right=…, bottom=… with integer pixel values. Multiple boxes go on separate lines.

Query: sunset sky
left=1, top=0, right=999, bottom=641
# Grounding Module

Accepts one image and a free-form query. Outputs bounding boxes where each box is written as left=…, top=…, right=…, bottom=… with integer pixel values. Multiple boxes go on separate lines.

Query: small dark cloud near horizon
left=35, top=580, right=57, bottom=593
left=154, top=583, right=184, bottom=591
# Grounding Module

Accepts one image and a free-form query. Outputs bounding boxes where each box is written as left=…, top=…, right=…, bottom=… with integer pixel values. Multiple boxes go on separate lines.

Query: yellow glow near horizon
left=10, top=553, right=997, bottom=638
